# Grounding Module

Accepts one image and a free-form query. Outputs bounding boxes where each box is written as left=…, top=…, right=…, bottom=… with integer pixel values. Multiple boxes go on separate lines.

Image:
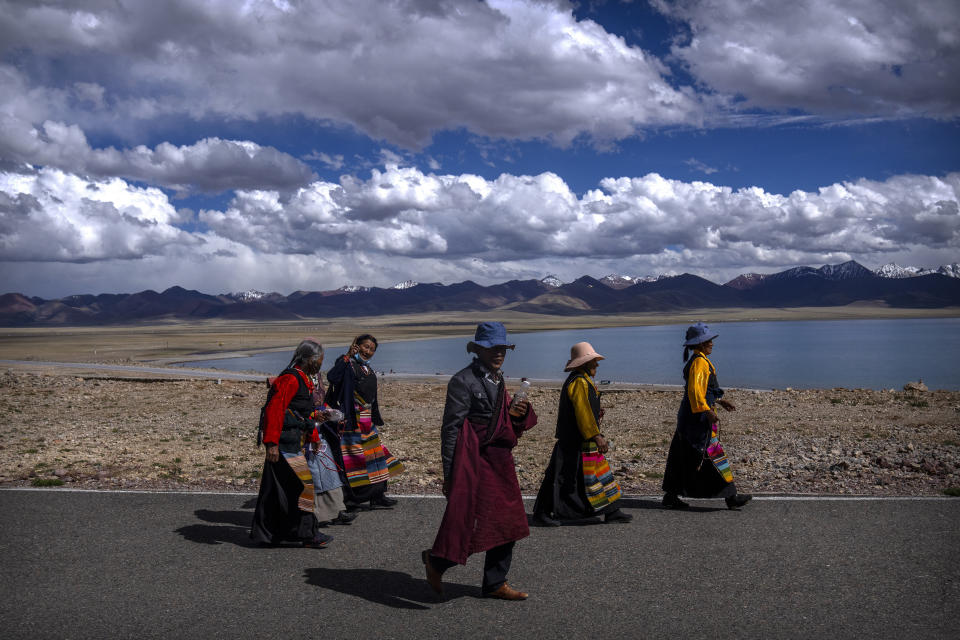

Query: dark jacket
left=440, top=358, right=504, bottom=480
left=326, top=355, right=384, bottom=430
left=431, top=364, right=537, bottom=565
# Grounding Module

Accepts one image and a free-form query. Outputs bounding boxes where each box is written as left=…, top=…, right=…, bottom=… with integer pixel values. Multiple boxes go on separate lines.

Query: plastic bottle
left=323, top=408, right=344, bottom=423
left=512, top=378, right=530, bottom=404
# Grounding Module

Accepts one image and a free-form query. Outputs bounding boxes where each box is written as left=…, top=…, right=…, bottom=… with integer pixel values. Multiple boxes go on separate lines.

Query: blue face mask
left=352, top=352, right=371, bottom=365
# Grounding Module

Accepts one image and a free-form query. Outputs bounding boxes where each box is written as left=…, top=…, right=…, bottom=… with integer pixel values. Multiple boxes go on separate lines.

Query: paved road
left=1, top=490, right=957, bottom=639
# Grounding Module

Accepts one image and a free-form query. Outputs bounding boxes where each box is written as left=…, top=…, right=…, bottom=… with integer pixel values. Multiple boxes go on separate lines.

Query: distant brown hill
left=2, top=261, right=959, bottom=326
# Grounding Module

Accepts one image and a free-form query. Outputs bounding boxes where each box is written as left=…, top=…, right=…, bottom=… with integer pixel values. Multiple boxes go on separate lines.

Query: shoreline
left=1, top=306, right=957, bottom=368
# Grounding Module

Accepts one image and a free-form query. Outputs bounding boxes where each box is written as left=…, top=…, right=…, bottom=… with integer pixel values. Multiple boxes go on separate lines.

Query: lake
left=175, top=318, right=960, bottom=390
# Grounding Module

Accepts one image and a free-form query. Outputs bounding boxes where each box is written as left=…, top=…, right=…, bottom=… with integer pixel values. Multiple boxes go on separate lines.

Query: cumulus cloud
left=0, top=167, right=197, bottom=262
left=0, top=114, right=315, bottom=193
left=2, top=162, right=958, bottom=295
left=202, top=163, right=960, bottom=267
left=654, top=0, right=960, bottom=118
left=0, top=0, right=699, bottom=149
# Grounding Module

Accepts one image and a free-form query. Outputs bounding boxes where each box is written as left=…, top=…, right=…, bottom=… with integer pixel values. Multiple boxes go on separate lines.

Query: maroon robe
left=430, top=386, right=537, bottom=565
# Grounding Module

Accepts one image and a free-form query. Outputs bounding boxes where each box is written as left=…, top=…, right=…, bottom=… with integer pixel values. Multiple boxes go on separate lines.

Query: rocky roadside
left=1, top=371, right=958, bottom=496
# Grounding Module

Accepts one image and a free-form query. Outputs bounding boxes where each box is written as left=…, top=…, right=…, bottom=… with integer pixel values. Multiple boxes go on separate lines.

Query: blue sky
left=0, top=0, right=958, bottom=298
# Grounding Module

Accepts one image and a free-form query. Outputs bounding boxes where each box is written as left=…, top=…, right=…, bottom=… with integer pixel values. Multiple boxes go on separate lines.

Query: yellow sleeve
left=687, top=357, right=712, bottom=413
left=567, top=376, right=600, bottom=440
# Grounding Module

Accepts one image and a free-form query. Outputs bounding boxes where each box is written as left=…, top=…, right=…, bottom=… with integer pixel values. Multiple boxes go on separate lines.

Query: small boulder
left=903, top=380, right=928, bottom=392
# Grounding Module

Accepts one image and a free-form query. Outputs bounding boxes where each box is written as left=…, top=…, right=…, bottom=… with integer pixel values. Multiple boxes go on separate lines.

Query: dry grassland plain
left=1, top=306, right=958, bottom=497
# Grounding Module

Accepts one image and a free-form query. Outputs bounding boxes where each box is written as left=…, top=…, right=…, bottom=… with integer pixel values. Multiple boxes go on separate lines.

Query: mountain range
left=2, top=260, right=959, bottom=326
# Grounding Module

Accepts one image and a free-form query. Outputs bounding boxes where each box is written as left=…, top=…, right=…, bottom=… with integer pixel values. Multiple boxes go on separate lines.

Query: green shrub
left=31, top=477, right=64, bottom=487
left=943, top=487, right=960, bottom=497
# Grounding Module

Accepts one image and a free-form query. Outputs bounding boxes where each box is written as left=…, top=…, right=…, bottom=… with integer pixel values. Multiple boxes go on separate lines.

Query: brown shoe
left=484, top=582, right=528, bottom=600
left=421, top=550, right=443, bottom=595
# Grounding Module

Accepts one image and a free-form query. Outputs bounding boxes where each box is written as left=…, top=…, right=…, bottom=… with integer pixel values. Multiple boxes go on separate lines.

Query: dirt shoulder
left=2, top=370, right=957, bottom=496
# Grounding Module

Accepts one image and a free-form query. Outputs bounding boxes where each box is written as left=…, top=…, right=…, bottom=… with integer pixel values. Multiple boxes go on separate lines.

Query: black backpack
left=255, top=378, right=278, bottom=448
left=256, top=371, right=313, bottom=447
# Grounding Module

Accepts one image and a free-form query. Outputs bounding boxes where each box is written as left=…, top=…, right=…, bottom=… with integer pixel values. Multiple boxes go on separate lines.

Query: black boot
left=604, top=508, right=633, bottom=524
left=332, top=510, right=357, bottom=525
left=662, top=493, right=690, bottom=510
left=370, top=495, right=398, bottom=508
left=725, top=494, right=752, bottom=510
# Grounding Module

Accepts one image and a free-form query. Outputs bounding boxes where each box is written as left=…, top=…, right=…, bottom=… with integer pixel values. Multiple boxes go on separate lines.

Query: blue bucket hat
left=468, top=321, right=516, bottom=350
left=683, top=322, right=719, bottom=346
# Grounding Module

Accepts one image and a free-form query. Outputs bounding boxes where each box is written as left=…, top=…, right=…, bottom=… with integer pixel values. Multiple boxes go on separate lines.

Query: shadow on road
left=619, top=497, right=725, bottom=513
left=527, top=498, right=711, bottom=525
left=175, top=508, right=260, bottom=547
left=305, top=567, right=477, bottom=609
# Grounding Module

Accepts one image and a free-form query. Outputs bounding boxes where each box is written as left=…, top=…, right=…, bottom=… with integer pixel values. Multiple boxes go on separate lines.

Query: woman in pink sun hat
left=532, top=341, right=632, bottom=526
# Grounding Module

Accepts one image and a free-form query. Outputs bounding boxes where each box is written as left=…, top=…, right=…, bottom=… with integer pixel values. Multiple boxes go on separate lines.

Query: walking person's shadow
left=304, top=567, right=476, bottom=609
left=175, top=504, right=261, bottom=547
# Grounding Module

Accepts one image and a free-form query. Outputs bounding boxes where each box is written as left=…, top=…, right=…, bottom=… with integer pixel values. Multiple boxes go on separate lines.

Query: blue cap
left=683, top=322, right=719, bottom=346
left=468, top=321, right=516, bottom=350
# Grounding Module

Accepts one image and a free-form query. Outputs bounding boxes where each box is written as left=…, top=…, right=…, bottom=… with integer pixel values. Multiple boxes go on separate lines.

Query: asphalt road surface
left=1, top=490, right=957, bottom=639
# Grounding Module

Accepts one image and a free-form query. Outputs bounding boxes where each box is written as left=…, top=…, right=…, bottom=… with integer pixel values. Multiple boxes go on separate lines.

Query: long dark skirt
left=250, top=458, right=318, bottom=545
left=533, top=440, right=619, bottom=521
left=342, top=480, right=387, bottom=506
left=662, top=430, right=737, bottom=499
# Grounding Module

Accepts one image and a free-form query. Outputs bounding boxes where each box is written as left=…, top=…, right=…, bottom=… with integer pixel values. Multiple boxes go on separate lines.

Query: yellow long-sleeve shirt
left=686, top=354, right=716, bottom=414
left=567, top=374, right=601, bottom=440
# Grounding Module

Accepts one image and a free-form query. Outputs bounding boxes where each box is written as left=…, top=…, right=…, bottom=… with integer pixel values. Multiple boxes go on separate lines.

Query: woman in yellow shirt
left=532, top=342, right=632, bottom=525
left=662, top=323, right=752, bottom=510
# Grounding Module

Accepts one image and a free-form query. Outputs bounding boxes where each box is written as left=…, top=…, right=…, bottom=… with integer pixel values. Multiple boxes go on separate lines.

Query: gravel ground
left=2, top=370, right=959, bottom=496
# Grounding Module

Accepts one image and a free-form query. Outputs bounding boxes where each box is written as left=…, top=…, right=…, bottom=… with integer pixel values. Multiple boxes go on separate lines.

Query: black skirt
left=249, top=457, right=318, bottom=545
left=341, top=480, right=387, bottom=506
left=533, top=440, right=618, bottom=521
left=661, top=430, right=736, bottom=499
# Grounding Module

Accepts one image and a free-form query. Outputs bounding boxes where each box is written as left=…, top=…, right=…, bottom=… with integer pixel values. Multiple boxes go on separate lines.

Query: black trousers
left=430, top=541, right=515, bottom=594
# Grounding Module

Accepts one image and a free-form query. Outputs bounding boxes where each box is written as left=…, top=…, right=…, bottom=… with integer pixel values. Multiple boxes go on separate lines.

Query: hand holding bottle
left=508, top=378, right=531, bottom=418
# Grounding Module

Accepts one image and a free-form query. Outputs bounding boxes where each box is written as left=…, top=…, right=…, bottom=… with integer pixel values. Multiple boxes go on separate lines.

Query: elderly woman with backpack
left=250, top=339, right=335, bottom=548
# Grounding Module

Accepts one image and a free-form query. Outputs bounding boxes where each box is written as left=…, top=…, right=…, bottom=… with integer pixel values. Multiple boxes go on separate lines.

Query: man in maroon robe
left=422, top=321, right=537, bottom=600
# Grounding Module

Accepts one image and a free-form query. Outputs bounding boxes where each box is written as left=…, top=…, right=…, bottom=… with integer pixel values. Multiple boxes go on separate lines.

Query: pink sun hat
left=564, top=341, right=605, bottom=372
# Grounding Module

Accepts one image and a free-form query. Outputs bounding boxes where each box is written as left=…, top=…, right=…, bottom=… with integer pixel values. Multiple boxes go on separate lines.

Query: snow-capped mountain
left=724, top=273, right=768, bottom=290
left=875, top=262, right=960, bottom=278
left=875, top=263, right=926, bottom=278
left=337, top=285, right=370, bottom=293
left=226, top=289, right=267, bottom=302
left=598, top=274, right=661, bottom=289
left=936, top=263, right=960, bottom=278
left=765, top=260, right=873, bottom=282
left=540, top=275, right=563, bottom=288
left=390, top=280, right=419, bottom=290
left=817, top=261, right=875, bottom=279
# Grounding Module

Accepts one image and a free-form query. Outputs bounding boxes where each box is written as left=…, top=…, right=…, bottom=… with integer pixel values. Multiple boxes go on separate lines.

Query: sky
left=0, top=0, right=958, bottom=298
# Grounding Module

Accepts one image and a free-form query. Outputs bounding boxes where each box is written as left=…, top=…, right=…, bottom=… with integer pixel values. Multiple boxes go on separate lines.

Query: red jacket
left=262, top=368, right=319, bottom=446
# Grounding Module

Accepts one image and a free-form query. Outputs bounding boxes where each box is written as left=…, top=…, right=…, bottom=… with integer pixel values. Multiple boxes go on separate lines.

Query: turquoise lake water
left=176, top=318, right=960, bottom=390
